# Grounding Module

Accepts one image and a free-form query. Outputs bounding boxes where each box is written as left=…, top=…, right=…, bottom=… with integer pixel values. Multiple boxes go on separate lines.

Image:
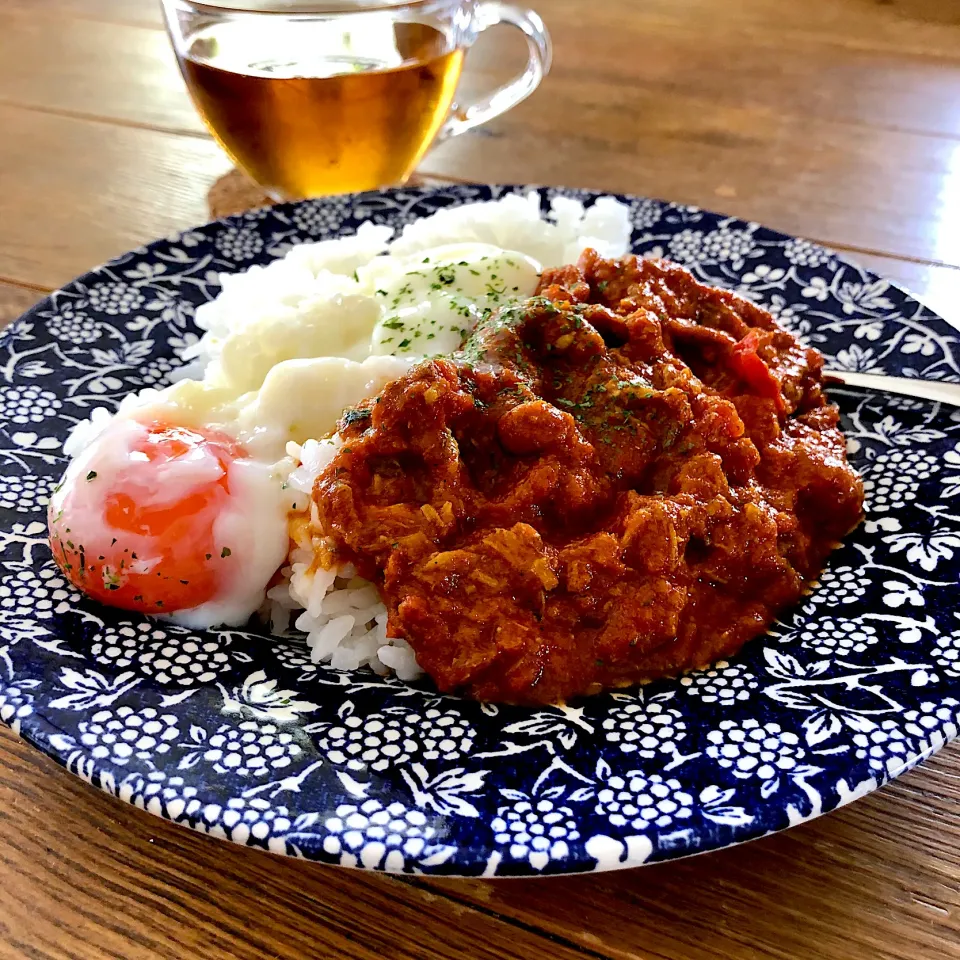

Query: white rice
left=67, top=191, right=632, bottom=680
left=263, top=434, right=425, bottom=680
left=186, top=191, right=632, bottom=381
left=389, top=191, right=631, bottom=265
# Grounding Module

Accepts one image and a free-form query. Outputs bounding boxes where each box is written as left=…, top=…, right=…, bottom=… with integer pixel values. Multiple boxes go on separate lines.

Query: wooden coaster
left=207, top=167, right=434, bottom=219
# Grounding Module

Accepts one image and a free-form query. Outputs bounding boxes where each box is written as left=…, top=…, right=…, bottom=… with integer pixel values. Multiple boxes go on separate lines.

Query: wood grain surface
left=1, top=1, right=959, bottom=958
left=0, top=105, right=230, bottom=289
left=0, top=282, right=45, bottom=328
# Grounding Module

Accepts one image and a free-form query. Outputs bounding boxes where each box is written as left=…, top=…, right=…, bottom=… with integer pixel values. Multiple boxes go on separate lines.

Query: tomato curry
left=311, top=252, right=864, bottom=704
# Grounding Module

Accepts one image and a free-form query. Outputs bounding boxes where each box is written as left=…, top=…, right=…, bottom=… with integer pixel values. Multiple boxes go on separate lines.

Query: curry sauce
left=311, top=252, right=864, bottom=704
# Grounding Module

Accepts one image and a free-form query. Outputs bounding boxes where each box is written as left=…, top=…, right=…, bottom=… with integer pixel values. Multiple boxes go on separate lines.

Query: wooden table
left=1, top=1, right=959, bottom=957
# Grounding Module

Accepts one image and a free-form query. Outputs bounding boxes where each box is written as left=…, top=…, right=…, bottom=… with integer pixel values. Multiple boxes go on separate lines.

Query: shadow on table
left=858, top=0, right=960, bottom=26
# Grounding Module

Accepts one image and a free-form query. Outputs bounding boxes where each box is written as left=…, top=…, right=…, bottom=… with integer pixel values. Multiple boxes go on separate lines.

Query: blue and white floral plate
left=1, top=185, right=959, bottom=877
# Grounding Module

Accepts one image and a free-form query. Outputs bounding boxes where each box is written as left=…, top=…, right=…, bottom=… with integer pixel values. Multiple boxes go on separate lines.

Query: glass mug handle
left=437, top=3, right=552, bottom=142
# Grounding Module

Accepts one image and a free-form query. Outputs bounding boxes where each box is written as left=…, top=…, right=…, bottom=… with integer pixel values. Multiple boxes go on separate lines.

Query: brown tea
left=178, top=20, right=463, bottom=198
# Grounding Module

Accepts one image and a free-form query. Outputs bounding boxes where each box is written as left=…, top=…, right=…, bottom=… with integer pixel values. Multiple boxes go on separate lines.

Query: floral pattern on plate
left=0, top=185, right=959, bottom=877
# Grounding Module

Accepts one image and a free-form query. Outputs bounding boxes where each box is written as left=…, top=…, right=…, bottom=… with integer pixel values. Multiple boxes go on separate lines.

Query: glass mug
left=161, top=0, right=551, bottom=199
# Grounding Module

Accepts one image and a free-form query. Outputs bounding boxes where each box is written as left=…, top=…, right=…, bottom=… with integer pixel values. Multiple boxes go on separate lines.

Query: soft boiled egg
left=48, top=413, right=289, bottom=628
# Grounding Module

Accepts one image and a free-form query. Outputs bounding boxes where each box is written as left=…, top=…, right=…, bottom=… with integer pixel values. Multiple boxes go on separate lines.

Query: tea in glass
left=179, top=19, right=463, bottom=198
left=162, top=1, right=552, bottom=200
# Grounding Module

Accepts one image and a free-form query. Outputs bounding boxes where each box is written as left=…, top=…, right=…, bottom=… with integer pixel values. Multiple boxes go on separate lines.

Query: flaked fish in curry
left=310, top=251, right=864, bottom=704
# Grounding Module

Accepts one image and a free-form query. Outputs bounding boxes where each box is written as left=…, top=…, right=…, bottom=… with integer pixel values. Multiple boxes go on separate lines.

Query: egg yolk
left=49, top=421, right=246, bottom=615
